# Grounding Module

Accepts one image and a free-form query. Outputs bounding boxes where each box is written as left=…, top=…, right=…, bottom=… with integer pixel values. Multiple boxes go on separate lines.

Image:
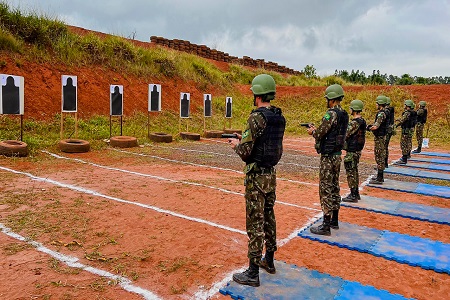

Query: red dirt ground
left=1, top=27, right=450, bottom=300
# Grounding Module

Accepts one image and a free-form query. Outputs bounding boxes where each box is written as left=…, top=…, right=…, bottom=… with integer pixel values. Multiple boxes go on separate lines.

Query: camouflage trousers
left=319, top=154, right=342, bottom=216
left=344, top=151, right=361, bottom=190
left=401, top=128, right=413, bottom=155
left=416, top=123, right=425, bottom=148
left=244, top=166, right=277, bottom=265
left=374, top=135, right=386, bottom=171
left=385, top=127, right=393, bottom=164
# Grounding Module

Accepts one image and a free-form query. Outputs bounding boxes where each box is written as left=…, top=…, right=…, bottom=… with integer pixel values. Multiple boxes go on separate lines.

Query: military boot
left=398, top=155, right=407, bottom=165
left=233, top=261, right=260, bottom=287
left=412, top=146, right=421, bottom=153
left=310, top=215, right=331, bottom=236
left=355, top=188, right=361, bottom=200
left=330, top=209, right=339, bottom=229
left=369, top=170, right=384, bottom=184
left=259, top=251, right=276, bottom=274
left=407, top=151, right=411, bottom=159
left=342, top=188, right=358, bottom=203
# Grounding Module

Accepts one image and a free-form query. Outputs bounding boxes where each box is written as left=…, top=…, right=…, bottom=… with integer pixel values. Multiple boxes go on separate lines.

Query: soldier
left=395, top=100, right=415, bottom=164
left=342, top=100, right=366, bottom=203
left=367, top=95, right=389, bottom=184
left=384, top=97, right=395, bottom=167
left=412, top=100, right=428, bottom=153
left=307, top=84, right=348, bottom=235
left=228, top=74, right=286, bottom=287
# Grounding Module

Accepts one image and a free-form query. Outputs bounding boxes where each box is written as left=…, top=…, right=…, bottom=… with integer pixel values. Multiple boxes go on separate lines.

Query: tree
left=302, top=65, right=317, bottom=79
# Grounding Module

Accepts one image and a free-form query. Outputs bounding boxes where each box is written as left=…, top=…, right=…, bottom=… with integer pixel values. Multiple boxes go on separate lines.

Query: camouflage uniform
left=372, top=111, right=387, bottom=171
left=234, top=107, right=285, bottom=265
left=397, top=110, right=413, bottom=156
left=313, top=105, right=345, bottom=216
left=415, top=107, right=426, bottom=148
left=344, top=118, right=364, bottom=190
left=384, top=106, right=394, bottom=166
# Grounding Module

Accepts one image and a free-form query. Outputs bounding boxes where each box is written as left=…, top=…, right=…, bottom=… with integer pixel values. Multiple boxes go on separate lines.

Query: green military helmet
left=404, top=99, right=414, bottom=108
left=386, top=97, right=391, bottom=105
left=349, top=99, right=364, bottom=111
left=419, top=100, right=427, bottom=107
left=376, top=95, right=387, bottom=105
left=324, top=84, right=344, bottom=100
left=250, top=74, right=276, bottom=95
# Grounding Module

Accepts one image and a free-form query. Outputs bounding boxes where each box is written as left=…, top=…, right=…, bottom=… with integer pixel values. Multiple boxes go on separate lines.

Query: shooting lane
left=203, top=93, right=224, bottom=138
left=179, top=92, right=201, bottom=141
left=147, top=84, right=173, bottom=143
left=0, top=74, right=28, bottom=157
left=58, top=75, right=90, bottom=153
left=108, top=85, right=138, bottom=148
left=223, top=96, right=242, bottom=135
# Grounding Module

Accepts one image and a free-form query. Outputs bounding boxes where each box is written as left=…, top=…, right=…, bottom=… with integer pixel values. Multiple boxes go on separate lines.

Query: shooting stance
left=228, top=74, right=286, bottom=287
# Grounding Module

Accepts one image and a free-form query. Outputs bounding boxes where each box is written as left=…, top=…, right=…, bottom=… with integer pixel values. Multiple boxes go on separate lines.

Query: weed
left=2, top=242, right=32, bottom=255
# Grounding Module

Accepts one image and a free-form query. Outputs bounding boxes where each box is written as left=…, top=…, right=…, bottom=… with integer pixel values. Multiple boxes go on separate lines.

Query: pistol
left=300, top=123, right=313, bottom=128
left=221, top=133, right=238, bottom=138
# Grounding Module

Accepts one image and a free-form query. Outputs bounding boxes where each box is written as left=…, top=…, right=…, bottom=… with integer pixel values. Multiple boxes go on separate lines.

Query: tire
left=110, top=136, right=138, bottom=148
left=180, top=132, right=201, bottom=141
left=224, top=128, right=242, bottom=135
left=149, top=132, right=173, bottom=143
left=204, top=130, right=224, bottom=138
left=59, top=139, right=90, bottom=153
left=0, top=140, right=28, bottom=157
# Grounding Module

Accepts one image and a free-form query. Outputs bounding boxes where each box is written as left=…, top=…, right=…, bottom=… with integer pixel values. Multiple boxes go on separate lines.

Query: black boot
left=412, top=146, right=421, bottom=153
left=398, top=155, right=407, bottom=165
left=407, top=151, right=411, bottom=159
left=233, top=261, right=260, bottom=287
left=355, top=188, right=361, bottom=200
left=259, top=251, right=276, bottom=274
left=369, top=170, right=384, bottom=184
left=342, top=188, right=358, bottom=203
left=330, top=209, right=339, bottom=229
left=310, top=214, right=331, bottom=236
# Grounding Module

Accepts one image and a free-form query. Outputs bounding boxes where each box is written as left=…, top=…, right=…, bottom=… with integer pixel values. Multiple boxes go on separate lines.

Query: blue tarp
left=417, top=151, right=450, bottom=158
left=394, top=161, right=450, bottom=172
left=409, top=157, right=450, bottom=165
left=384, top=166, right=450, bottom=181
left=367, top=179, right=450, bottom=198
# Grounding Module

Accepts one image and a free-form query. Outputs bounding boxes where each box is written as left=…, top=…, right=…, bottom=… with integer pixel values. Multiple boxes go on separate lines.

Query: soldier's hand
left=228, top=138, right=240, bottom=148
left=307, top=125, right=315, bottom=135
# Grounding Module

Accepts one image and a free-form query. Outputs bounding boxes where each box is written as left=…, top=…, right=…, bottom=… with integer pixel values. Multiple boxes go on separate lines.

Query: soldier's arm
left=234, top=112, right=266, bottom=161
left=395, top=111, right=410, bottom=127
left=345, top=120, right=359, bottom=138
left=312, top=110, right=336, bottom=141
left=370, top=111, right=385, bottom=130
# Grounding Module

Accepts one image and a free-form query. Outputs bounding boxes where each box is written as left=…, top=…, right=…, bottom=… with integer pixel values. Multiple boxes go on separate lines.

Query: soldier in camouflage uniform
left=342, top=100, right=366, bottom=203
left=384, top=97, right=395, bottom=167
left=395, top=100, right=415, bottom=164
left=228, top=74, right=286, bottom=287
left=412, top=100, right=427, bottom=153
left=307, top=84, right=348, bottom=235
left=367, top=95, right=389, bottom=184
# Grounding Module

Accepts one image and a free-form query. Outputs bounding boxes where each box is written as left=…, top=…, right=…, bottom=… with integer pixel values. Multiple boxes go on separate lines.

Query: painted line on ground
left=0, top=223, right=160, bottom=300
left=43, top=151, right=321, bottom=212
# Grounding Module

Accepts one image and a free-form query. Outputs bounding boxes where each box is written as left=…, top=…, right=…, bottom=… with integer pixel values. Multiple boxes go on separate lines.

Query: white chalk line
left=43, top=151, right=321, bottom=213
left=0, top=223, right=160, bottom=300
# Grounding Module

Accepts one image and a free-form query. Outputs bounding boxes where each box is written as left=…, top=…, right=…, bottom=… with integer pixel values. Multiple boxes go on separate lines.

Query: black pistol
left=300, top=123, right=313, bottom=128
left=221, top=133, right=238, bottom=138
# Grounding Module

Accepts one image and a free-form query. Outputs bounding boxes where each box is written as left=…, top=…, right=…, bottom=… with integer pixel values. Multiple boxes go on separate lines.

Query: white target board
left=204, top=94, right=212, bottom=117
left=110, top=85, right=123, bottom=116
left=148, top=84, right=161, bottom=112
left=62, top=75, right=77, bottom=112
left=0, top=74, right=24, bottom=115
left=225, top=96, right=232, bottom=118
left=180, top=92, right=190, bottom=118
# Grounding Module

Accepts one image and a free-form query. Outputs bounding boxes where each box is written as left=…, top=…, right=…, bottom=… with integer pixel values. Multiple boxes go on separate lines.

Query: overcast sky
left=6, top=0, right=450, bottom=77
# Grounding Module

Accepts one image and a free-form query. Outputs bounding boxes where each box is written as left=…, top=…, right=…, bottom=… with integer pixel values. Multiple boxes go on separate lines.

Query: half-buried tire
left=204, top=130, right=224, bottom=138
left=149, top=132, right=172, bottom=143
left=180, top=132, right=201, bottom=141
left=110, top=136, right=138, bottom=148
left=0, top=140, right=28, bottom=157
left=59, top=139, right=90, bottom=153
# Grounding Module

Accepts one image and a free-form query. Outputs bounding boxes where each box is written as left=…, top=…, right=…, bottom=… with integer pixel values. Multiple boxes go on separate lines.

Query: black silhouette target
left=225, top=97, right=232, bottom=118
left=62, top=75, right=77, bottom=112
left=1, top=74, right=24, bottom=115
left=149, top=84, right=161, bottom=112
left=110, top=85, right=123, bottom=116
left=204, top=94, right=212, bottom=117
left=180, top=92, right=190, bottom=118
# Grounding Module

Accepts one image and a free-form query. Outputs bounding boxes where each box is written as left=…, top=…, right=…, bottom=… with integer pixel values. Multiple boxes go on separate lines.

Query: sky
left=5, top=0, right=450, bottom=78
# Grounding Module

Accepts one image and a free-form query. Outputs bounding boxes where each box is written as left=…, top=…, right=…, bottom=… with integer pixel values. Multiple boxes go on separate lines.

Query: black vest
left=346, top=118, right=366, bottom=152
left=388, top=106, right=395, bottom=125
left=320, top=107, right=349, bottom=154
left=417, top=108, right=427, bottom=124
left=373, top=110, right=388, bottom=137
left=401, top=110, right=415, bottom=129
left=246, top=107, right=286, bottom=167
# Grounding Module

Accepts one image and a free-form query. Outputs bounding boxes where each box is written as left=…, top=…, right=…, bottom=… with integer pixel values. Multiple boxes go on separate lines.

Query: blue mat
left=409, top=157, right=450, bottom=165
left=394, top=161, right=450, bottom=172
left=417, top=151, right=450, bottom=158
left=220, top=261, right=411, bottom=300
left=367, top=179, right=450, bottom=198
left=385, top=166, right=450, bottom=181
left=298, top=220, right=450, bottom=274
left=341, top=195, right=450, bottom=225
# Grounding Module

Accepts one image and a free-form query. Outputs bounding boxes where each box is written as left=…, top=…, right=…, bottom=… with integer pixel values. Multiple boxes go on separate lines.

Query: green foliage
left=0, top=27, right=22, bottom=52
